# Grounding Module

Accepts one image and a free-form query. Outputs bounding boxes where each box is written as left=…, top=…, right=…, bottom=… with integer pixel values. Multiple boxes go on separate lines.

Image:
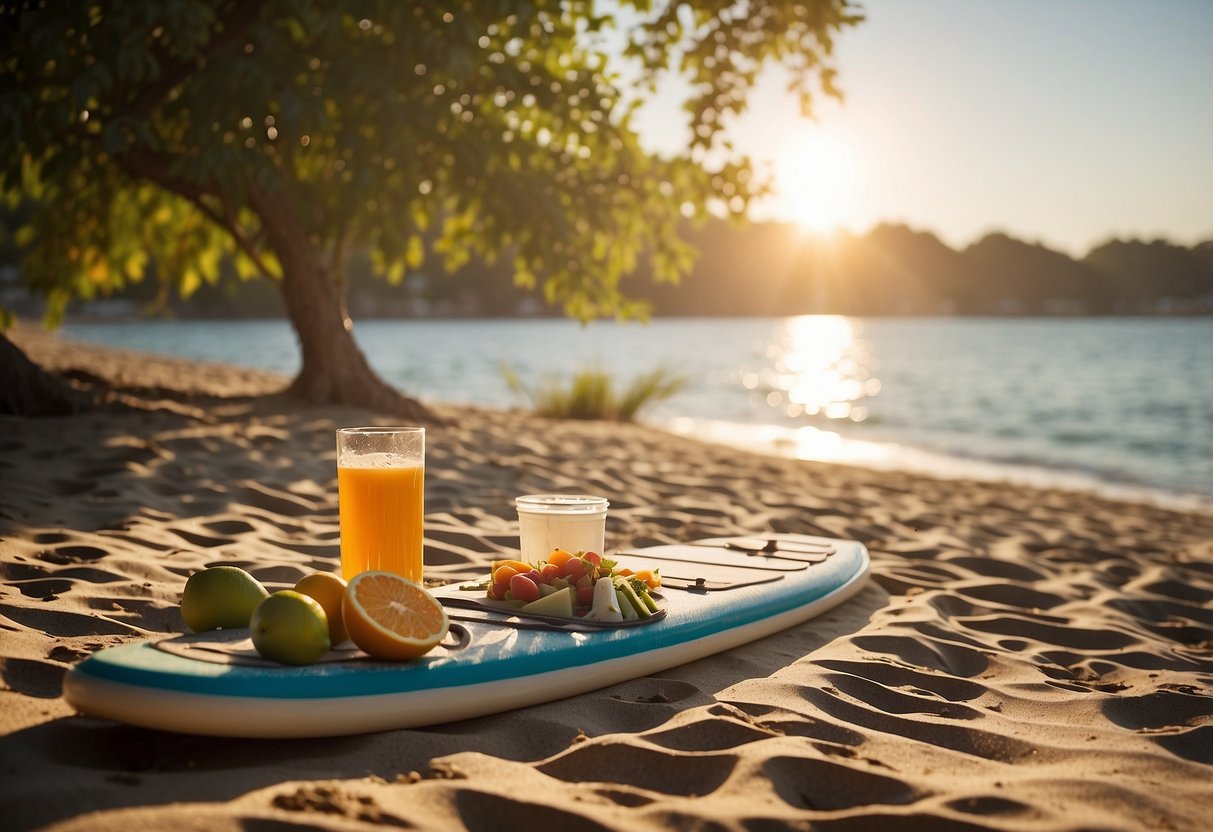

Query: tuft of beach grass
left=502, top=363, right=687, bottom=422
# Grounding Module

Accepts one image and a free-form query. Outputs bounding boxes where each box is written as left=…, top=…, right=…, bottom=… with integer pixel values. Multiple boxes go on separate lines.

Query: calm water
left=63, top=317, right=1213, bottom=508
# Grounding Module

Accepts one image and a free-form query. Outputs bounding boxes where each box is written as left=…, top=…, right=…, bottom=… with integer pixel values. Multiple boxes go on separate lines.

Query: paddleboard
left=63, top=534, right=869, bottom=737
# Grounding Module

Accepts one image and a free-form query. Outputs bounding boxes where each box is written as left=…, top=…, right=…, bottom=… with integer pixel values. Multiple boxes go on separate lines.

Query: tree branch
left=118, top=147, right=277, bottom=279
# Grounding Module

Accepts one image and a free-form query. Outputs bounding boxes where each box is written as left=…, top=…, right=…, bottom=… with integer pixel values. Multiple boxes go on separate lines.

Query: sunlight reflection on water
left=753, top=315, right=878, bottom=423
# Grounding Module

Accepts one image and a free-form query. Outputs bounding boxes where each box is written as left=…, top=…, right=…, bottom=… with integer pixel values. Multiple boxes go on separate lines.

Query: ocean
left=62, top=316, right=1213, bottom=509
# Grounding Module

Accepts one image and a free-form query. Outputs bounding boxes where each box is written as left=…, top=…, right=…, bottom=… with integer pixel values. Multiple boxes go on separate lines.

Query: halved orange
left=342, top=572, right=449, bottom=661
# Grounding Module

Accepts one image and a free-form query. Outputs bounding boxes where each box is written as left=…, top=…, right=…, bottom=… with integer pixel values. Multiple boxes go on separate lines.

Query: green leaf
left=179, top=267, right=201, bottom=299
left=406, top=235, right=424, bottom=269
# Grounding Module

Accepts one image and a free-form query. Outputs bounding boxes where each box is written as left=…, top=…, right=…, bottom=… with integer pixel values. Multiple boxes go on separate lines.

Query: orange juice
left=337, top=459, right=424, bottom=582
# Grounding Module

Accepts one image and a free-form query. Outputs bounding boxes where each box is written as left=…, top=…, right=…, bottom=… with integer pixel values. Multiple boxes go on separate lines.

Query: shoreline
left=3, top=326, right=1213, bottom=831
left=669, top=416, right=1213, bottom=515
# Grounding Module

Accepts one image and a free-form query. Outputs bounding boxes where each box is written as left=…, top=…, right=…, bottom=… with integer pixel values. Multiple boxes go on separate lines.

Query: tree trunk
left=251, top=190, right=439, bottom=424
left=0, top=330, right=91, bottom=416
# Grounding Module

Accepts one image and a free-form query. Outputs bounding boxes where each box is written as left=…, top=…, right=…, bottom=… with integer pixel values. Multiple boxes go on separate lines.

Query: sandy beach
left=2, top=325, right=1211, bottom=832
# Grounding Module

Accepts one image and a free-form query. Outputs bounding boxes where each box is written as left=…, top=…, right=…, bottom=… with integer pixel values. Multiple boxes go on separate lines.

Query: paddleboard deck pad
left=63, top=534, right=870, bottom=737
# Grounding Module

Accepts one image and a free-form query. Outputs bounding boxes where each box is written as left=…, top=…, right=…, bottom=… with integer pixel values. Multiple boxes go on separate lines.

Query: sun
left=775, top=130, right=860, bottom=234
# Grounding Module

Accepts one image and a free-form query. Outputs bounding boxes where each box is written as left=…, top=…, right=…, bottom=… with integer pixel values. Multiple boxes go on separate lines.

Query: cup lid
left=515, top=494, right=609, bottom=514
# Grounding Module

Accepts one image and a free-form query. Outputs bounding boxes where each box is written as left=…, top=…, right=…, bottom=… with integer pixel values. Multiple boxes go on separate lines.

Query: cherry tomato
left=509, top=574, right=540, bottom=603
left=576, top=585, right=596, bottom=606
left=562, top=559, right=586, bottom=582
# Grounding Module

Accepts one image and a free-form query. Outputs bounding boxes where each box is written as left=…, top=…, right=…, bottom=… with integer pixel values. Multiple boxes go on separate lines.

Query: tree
left=0, top=1, right=862, bottom=417
left=959, top=233, right=1107, bottom=315
left=1084, top=238, right=1213, bottom=313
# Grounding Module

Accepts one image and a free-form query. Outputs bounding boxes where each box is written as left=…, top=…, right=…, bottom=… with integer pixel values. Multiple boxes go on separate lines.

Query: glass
left=515, top=494, right=609, bottom=563
left=336, top=427, right=425, bottom=582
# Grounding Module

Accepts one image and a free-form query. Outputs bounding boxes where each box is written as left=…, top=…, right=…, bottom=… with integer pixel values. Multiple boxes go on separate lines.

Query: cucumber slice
left=636, top=586, right=659, bottom=613
left=615, top=578, right=652, bottom=619
left=616, top=588, right=639, bottom=620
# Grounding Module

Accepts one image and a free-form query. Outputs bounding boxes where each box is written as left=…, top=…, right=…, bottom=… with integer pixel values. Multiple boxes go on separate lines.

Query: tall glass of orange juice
left=336, top=427, right=424, bottom=583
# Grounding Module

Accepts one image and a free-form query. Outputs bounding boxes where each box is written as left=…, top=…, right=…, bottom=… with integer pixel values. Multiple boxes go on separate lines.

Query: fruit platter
left=455, top=547, right=665, bottom=626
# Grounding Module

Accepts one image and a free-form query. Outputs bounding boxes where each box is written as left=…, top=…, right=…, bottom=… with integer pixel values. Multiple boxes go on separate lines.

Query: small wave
left=1050, top=431, right=1102, bottom=446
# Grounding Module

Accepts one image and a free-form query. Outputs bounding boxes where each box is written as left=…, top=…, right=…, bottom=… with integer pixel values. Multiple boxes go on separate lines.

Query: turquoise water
left=63, top=317, right=1213, bottom=507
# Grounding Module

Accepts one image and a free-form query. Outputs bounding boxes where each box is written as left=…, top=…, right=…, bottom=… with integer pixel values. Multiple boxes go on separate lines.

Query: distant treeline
left=626, top=221, right=1213, bottom=317
left=6, top=220, right=1212, bottom=320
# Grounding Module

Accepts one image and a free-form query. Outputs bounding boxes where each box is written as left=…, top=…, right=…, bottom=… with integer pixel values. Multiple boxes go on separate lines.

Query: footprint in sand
left=642, top=712, right=777, bottom=752
left=538, top=741, right=736, bottom=796
left=40, top=545, right=108, bottom=565
left=762, top=755, right=919, bottom=810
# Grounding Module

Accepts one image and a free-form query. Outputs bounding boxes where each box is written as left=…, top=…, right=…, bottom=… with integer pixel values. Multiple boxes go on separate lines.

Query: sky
left=630, top=0, right=1213, bottom=257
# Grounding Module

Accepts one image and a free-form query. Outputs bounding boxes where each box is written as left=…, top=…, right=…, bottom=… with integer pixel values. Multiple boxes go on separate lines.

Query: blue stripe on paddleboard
left=72, top=544, right=864, bottom=700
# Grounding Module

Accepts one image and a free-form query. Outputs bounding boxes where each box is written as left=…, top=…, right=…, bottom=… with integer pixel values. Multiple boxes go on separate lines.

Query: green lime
left=180, top=566, right=269, bottom=632
left=249, top=591, right=331, bottom=666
